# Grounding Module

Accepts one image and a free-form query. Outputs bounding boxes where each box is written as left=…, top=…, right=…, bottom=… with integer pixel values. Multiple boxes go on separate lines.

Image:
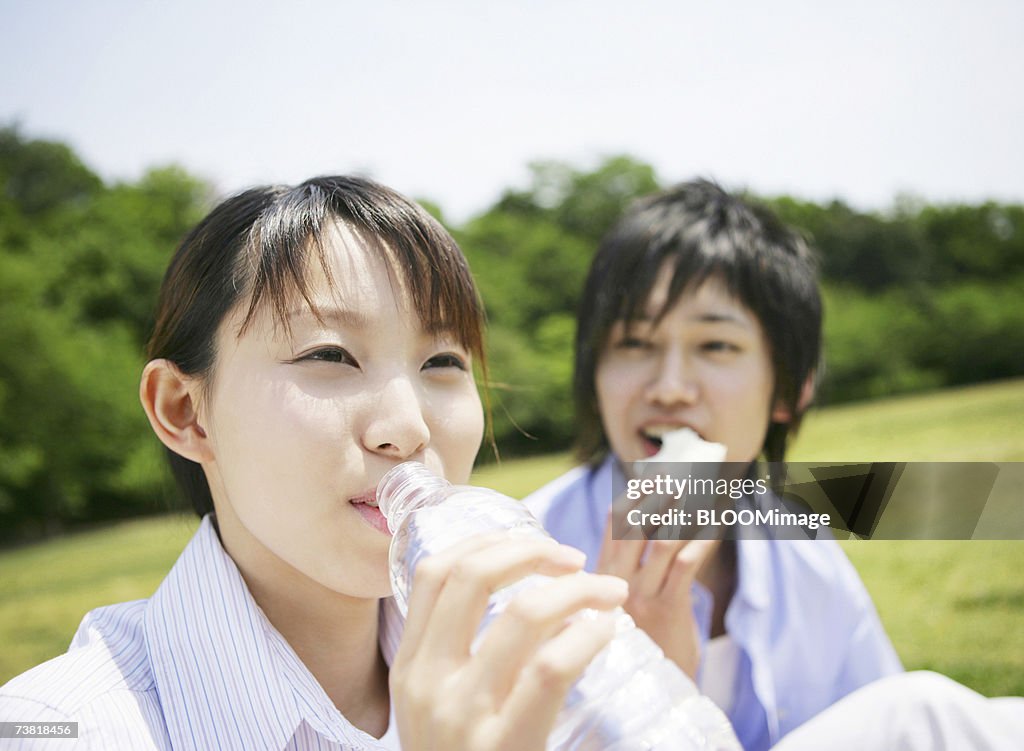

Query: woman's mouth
left=350, top=492, right=392, bottom=536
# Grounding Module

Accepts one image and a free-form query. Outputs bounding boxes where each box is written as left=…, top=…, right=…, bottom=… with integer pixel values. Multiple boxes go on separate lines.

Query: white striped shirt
left=0, top=516, right=405, bottom=750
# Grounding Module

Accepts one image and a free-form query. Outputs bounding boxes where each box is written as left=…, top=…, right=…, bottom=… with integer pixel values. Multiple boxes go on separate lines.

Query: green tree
left=918, top=203, right=1024, bottom=282
left=0, top=125, right=102, bottom=218
left=0, top=130, right=208, bottom=539
left=459, top=156, right=661, bottom=455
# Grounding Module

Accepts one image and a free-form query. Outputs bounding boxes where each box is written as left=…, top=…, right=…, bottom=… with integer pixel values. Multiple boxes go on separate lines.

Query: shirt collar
left=732, top=536, right=771, bottom=610
left=144, top=515, right=399, bottom=750
left=586, top=456, right=620, bottom=529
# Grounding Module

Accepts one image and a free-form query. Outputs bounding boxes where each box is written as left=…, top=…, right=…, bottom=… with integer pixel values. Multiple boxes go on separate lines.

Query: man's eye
left=424, top=353, right=467, bottom=371
left=300, top=347, right=358, bottom=366
left=702, top=341, right=739, bottom=353
left=616, top=336, right=652, bottom=350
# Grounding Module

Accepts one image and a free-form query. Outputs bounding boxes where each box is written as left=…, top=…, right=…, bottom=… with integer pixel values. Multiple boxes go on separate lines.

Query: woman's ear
left=140, top=359, right=213, bottom=463
left=771, top=372, right=817, bottom=423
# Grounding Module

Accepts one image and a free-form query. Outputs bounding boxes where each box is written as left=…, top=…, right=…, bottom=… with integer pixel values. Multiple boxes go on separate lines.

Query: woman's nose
left=644, top=349, right=698, bottom=407
left=361, top=376, right=430, bottom=459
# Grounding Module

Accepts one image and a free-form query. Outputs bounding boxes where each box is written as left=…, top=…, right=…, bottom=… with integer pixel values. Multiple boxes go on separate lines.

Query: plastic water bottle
left=378, top=461, right=740, bottom=751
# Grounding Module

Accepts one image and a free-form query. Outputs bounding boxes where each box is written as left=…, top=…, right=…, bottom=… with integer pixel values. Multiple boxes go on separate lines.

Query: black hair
left=574, top=178, right=821, bottom=465
left=146, top=175, right=487, bottom=516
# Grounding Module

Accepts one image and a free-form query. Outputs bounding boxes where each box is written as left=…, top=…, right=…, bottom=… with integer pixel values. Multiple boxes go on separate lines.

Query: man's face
left=595, top=269, right=778, bottom=466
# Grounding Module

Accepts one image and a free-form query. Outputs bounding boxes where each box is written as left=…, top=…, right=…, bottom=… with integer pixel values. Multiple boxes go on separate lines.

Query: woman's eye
left=423, top=353, right=467, bottom=371
left=299, top=347, right=358, bottom=366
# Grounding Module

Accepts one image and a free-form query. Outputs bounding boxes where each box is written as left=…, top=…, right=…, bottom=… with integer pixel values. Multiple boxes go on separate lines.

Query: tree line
left=1, top=127, right=1022, bottom=540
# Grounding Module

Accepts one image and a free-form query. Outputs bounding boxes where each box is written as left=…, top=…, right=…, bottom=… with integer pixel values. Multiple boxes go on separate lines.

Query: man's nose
left=644, top=348, right=698, bottom=407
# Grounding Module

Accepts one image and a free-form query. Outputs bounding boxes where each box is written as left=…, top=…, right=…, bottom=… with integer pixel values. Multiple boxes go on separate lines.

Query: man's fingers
left=597, top=537, right=648, bottom=579
left=598, top=506, right=648, bottom=577
left=633, top=539, right=688, bottom=598
left=662, top=539, right=720, bottom=604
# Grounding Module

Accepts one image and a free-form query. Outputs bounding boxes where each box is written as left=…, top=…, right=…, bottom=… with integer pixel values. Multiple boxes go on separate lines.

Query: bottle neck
left=377, top=461, right=452, bottom=532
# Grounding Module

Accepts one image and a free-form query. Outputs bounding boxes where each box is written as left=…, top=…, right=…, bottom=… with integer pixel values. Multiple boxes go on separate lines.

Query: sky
left=2, top=0, right=1022, bottom=222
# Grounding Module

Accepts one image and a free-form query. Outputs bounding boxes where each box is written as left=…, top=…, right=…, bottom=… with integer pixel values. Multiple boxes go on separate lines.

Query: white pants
left=775, top=672, right=1024, bottom=751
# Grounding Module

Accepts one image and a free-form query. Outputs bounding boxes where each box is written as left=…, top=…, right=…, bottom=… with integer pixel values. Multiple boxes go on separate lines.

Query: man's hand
left=596, top=509, right=719, bottom=679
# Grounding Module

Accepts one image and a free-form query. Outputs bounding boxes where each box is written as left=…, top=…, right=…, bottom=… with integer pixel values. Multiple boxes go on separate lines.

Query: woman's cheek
left=449, top=393, right=485, bottom=458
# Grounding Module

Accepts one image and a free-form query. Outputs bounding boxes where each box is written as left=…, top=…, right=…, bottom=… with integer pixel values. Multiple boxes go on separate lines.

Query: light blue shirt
left=0, top=516, right=403, bottom=750
left=524, top=458, right=903, bottom=751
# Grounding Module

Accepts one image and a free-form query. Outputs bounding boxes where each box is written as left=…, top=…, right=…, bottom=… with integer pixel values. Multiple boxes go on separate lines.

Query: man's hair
left=574, top=178, right=822, bottom=465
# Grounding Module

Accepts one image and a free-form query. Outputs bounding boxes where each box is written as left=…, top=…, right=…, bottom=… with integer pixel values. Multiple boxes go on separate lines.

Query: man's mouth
left=639, top=424, right=694, bottom=455
left=638, top=426, right=728, bottom=464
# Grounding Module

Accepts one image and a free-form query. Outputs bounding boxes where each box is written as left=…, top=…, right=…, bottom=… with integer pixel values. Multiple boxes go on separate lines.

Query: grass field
left=2, top=378, right=1023, bottom=694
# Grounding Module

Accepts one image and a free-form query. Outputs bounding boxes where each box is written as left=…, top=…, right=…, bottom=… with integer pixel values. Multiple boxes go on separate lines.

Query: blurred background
left=1, top=0, right=1022, bottom=692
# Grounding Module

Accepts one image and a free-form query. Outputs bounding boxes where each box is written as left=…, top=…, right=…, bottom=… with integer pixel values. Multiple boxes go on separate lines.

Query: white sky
left=2, top=0, right=1022, bottom=222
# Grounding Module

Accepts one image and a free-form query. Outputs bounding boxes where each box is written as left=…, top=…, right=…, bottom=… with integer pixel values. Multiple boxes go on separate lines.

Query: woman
left=0, top=176, right=630, bottom=750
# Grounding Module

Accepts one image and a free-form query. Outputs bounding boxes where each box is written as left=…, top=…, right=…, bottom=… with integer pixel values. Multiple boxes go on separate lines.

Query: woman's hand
left=596, top=510, right=718, bottom=679
left=391, top=533, right=628, bottom=751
